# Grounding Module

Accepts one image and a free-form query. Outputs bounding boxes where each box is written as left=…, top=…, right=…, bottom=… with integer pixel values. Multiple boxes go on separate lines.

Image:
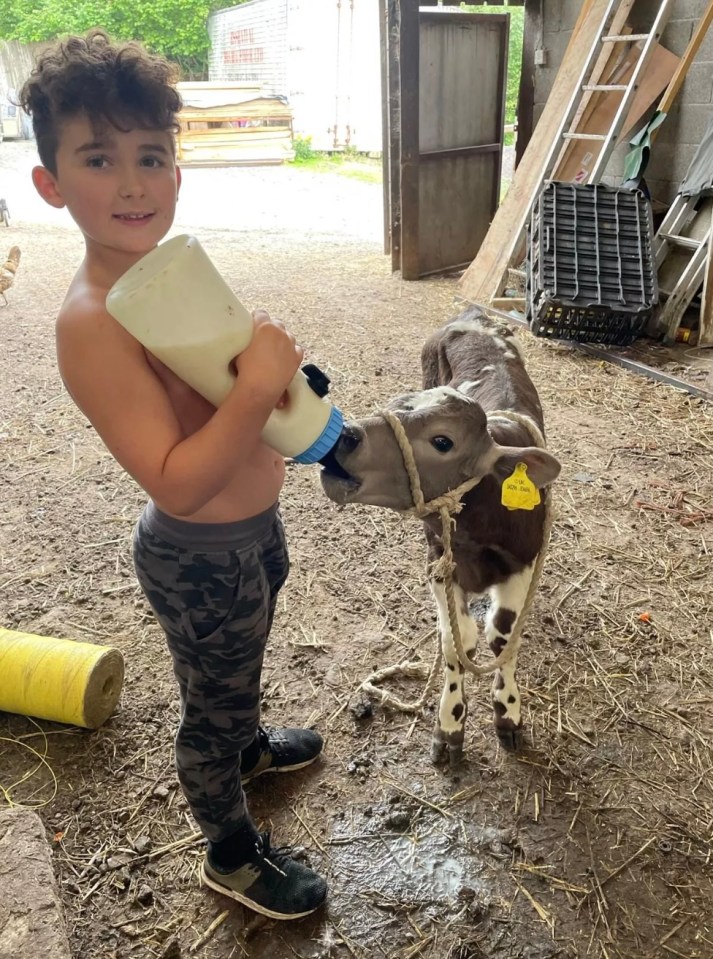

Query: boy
left=20, top=30, right=327, bottom=920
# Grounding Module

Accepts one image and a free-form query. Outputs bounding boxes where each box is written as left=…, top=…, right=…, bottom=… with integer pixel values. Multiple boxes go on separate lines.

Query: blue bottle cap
left=292, top=406, right=344, bottom=465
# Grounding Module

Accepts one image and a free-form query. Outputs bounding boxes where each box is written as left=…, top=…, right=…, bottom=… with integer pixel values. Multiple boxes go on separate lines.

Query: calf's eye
left=431, top=435, right=454, bottom=453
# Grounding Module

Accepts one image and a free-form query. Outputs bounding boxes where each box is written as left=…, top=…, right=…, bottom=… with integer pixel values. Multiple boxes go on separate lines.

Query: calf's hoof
left=495, top=723, right=523, bottom=753
left=430, top=729, right=464, bottom=767
left=430, top=737, right=449, bottom=765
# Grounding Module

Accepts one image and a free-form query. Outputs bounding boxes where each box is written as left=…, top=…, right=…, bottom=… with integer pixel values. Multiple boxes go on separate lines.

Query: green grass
left=291, top=142, right=383, bottom=183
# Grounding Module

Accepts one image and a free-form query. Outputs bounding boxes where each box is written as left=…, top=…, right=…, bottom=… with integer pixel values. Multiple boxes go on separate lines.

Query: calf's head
left=320, top=387, right=560, bottom=510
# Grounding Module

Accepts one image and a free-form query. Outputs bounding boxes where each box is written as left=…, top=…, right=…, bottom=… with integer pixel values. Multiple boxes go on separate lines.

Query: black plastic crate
left=526, top=181, right=658, bottom=346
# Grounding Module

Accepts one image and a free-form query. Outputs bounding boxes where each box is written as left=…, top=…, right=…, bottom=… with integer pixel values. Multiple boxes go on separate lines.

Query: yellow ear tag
left=501, top=462, right=541, bottom=511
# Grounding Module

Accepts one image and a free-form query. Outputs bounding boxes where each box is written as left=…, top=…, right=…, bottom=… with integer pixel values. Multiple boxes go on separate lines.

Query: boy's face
left=32, top=113, right=181, bottom=260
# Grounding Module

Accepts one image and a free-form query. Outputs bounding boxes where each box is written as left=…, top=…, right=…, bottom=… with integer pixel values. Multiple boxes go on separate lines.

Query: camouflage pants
left=132, top=500, right=289, bottom=842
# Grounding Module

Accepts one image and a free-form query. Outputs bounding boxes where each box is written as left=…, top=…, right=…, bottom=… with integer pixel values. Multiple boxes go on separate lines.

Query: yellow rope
left=0, top=719, right=59, bottom=809
left=358, top=407, right=555, bottom=711
left=0, top=628, right=124, bottom=729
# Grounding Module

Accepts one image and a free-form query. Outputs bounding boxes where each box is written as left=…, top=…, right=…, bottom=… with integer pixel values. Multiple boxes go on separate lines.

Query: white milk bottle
left=105, top=234, right=343, bottom=463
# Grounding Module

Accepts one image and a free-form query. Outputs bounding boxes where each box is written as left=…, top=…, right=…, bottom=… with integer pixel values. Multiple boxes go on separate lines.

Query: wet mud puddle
left=324, top=798, right=511, bottom=946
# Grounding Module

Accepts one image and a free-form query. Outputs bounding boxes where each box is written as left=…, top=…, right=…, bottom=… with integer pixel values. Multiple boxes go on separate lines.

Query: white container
left=207, top=0, right=382, bottom=153
left=105, top=234, right=343, bottom=463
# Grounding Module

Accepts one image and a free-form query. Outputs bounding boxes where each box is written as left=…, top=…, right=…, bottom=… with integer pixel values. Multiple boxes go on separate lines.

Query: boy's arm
left=57, top=304, right=302, bottom=516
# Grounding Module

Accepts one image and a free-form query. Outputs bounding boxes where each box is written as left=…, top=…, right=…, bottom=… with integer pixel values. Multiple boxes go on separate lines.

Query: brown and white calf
left=320, top=306, right=560, bottom=764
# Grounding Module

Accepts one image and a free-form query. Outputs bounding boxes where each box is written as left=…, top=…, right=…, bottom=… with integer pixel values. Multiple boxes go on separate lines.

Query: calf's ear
left=490, top=446, right=561, bottom=489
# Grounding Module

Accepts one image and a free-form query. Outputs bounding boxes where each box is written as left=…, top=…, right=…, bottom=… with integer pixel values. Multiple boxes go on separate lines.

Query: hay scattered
left=1, top=178, right=711, bottom=958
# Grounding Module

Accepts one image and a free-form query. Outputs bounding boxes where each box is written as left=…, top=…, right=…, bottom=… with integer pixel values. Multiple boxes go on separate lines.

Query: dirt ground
left=1, top=139, right=713, bottom=959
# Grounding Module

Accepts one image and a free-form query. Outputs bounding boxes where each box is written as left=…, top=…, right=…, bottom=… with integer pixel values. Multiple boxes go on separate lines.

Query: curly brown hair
left=19, top=29, right=182, bottom=174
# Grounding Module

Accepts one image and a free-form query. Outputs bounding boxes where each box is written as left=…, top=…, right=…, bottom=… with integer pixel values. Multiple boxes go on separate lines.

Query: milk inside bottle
left=105, top=234, right=343, bottom=463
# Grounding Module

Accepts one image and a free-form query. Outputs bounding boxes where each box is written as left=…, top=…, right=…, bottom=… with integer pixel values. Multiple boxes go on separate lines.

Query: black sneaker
left=240, top=726, right=323, bottom=783
left=202, top=832, right=327, bottom=919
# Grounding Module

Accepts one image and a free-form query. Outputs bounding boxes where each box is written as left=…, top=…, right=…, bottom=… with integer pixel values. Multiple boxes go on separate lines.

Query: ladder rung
left=562, top=132, right=608, bottom=141
left=659, top=233, right=703, bottom=251
left=582, top=84, right=629, bottom=92
left=601, top=33, right=651, bottom=42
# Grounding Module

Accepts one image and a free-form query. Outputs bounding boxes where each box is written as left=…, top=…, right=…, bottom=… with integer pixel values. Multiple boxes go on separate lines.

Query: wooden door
left=383, top=3, right=509, bottom=280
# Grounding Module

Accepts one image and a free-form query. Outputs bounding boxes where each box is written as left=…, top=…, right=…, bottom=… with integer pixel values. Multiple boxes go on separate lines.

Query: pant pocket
left=265, top=512, right=290, bottom=595
left=178, top=549, right=244, bottom=643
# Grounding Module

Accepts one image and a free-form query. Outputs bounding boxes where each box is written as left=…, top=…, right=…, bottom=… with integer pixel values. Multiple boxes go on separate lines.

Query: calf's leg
left=485, top=565, right=535, bottom=751
left=429, top=578, right=479, bottom=767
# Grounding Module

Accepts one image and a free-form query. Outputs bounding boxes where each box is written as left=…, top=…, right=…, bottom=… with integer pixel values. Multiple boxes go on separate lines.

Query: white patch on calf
left=457, top=380, right=481, bottom=395
left=486, top=565, right=535, bottom=730
left=497, top=335, right=525, bottom=362
left=430, top=580, right=478, bottom=735
left=445, top=316, right=488, bottom=335
left=446, top=313, right=524, bottom=361
left=406, top=386, right=470, bottom=411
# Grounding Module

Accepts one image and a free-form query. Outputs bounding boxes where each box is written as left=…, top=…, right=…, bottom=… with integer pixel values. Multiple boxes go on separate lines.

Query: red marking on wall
left=223, top=48, right=264, bottom=65
left=230, top=28, right=254, bottom=44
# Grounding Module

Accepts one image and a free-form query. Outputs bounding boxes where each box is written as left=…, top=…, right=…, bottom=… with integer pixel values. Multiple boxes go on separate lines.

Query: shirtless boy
left=20, top=30, right=327, bottom=919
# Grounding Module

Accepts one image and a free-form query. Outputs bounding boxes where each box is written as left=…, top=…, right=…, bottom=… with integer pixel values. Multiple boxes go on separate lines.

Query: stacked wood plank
left=176, top=82, right=295, bottom=166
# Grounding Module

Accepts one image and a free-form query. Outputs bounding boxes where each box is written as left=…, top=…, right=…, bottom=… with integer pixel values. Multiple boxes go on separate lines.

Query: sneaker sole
left=241, top=756, right=319, bottom=784
left=201, top=862, right=325, bottom=920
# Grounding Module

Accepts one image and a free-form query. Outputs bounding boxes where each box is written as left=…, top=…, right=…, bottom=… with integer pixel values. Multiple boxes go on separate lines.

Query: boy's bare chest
left=144, top=349, right=217, bottom=436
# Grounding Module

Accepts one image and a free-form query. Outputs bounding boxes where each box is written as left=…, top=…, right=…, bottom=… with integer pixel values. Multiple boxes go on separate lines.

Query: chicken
left=0, top=246, right=21, bottom=305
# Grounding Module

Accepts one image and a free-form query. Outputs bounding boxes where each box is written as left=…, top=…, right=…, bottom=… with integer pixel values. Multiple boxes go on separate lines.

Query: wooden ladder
left=654, top=194, right=713, bottom=343
left=459, top=0, right=675, bottom=310
left=506, top=0, right=674, bottom=308
left=543, top=0, right=675, bottom=188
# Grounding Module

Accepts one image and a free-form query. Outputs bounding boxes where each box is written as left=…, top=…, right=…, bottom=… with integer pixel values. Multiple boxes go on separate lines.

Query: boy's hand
left=234, top=309, right=303, bottom=406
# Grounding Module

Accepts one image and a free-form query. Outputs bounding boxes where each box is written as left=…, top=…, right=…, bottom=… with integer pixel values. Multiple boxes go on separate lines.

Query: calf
left=320, top=306, right=560, bottom=764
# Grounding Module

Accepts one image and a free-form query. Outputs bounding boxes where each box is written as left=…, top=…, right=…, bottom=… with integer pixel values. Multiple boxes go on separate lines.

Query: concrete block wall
left=529, top=0, right=713, bottom=204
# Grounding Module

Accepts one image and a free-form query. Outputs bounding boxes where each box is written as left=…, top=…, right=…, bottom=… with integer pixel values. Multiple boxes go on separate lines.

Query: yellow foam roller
left=0, top=628, right=125, bottom=729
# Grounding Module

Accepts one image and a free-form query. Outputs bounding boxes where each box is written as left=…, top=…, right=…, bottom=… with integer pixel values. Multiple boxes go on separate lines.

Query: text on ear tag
left=501, top=462, right=541, bottom=511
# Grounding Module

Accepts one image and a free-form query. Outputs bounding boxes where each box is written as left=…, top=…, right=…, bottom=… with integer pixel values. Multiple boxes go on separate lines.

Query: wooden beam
left=459, top=0, right=613, bottom=305
left=398, top=0, right=420, bottom=281
left=699, top=226, right=713, bottom=348
left=388, top=0, right=402, bottom=273
left=491, top=297, right=527, bottom=311
left=515, top=0, right=542, bottom=169
left=659, top=0, right=713, bottom=114
left=379, top=0, right=390, bottom=255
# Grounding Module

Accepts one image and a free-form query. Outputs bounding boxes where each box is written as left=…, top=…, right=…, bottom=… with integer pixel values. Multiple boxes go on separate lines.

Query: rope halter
left=358, top=405, right=554, bottom=713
